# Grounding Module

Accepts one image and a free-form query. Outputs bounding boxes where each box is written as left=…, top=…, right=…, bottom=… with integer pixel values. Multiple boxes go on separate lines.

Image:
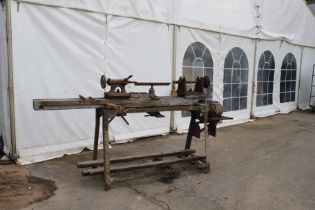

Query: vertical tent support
left=297, top=46, right=304, bottom=109
left=250, top=39, right=258, bottom=118
left=170, top=25, right=178, bottom=132
left=5, top=0, right=17, bottom=160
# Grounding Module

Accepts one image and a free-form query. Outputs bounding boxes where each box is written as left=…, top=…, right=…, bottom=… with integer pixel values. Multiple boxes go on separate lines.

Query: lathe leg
left=102, top=112, right=111, bottom=191
left=93, top=109, right=101, bottom=160
left=184, top=117, right=194, bottom=150
left=203, top=109, right=210, bottom=173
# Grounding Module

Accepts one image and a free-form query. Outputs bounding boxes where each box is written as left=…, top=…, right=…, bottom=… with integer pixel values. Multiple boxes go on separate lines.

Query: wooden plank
left=33, top=96, right=205, bottom=111
left=102, top=112, right=111, bottom=191
left=203, top=109, right=210, bottom=173
left=77, top=149, right=196, bottom=168
left=82, top=155, right=206, bottom=176
left=93, top=109, right=100, bottom=160
left=111, top=163, right=209, bottom=182
left=185, top=117, right=194, bottom=149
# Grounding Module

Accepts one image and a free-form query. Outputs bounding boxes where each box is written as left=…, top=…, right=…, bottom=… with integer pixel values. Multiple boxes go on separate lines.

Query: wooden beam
left=82, top=155, right=206, bottom=176
left=111, top=163, right=209, bottom=182
left=77, top=149, right=196, bottom=168
left=33, top=96, right=205, bottom=111
left=92, top=109, right=101, bottom=160
left=102, top=113, right=111, bottom=191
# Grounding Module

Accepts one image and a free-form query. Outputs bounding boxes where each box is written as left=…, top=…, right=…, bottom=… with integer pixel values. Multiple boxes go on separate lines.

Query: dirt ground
left=0, top=166, right=57, bottom=210
left=1, top=110, right=315, bottom=210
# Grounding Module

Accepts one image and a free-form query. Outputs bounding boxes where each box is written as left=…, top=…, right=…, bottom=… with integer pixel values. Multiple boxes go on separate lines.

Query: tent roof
left=16, top=0, right=315, bottom=47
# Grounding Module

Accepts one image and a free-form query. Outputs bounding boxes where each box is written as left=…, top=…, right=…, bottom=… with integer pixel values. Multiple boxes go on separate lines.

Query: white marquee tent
left=1, top=0, right=315, bottom=164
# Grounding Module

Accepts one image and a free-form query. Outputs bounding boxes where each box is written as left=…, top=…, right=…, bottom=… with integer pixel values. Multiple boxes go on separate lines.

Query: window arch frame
left=223, top=47, right=249, bottom=112
left=182, top=42, right=214, bottom=99
left=256, top=50, right=275, bottom=107
left=280, top=53, right=297, bottom=103
left=182, top=41, right=214, bottom=117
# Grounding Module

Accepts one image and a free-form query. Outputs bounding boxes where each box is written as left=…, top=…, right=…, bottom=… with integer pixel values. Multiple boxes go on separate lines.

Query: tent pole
left=170, top=25, right=177, bottom=133
left=5, top=0, right=17, bottom=160
left=250, top=39, right=258, bottom=118
left=297, top=46, right=304, bottom=109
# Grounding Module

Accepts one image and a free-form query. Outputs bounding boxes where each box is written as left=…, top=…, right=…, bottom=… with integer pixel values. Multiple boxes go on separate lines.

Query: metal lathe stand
left=33, top=75, right=230, bottom=191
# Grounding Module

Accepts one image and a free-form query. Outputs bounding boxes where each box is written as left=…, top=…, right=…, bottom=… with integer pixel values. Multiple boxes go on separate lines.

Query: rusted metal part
left=194, top=77, right=204, bottom=92
left=185, top=111, right=201, bottom=149
left=108, top=114, right=130, bottom=125
left=173, top=76, right=210, bottom=97
left=145, top=112, right=165, bottom=118
left=176, top=77, right=187, bottom=97
left=103, top=75, right=135, bottom=99
left=101, top=75, right=170, bottom=100
left=134, top=82, right=170, bottom=86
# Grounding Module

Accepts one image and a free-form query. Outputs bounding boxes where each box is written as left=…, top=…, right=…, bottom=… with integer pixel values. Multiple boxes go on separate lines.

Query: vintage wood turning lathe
left=33, top=74, right=231, bottom=191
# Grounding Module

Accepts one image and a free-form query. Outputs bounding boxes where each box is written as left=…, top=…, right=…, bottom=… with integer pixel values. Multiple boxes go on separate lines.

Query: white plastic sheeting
left=15, top=0, right=315, bottom=47
left=2, top=1, right=315, bottom=163
left=299, top=47, right=315, bottom=109
left=11, top=3, right=107, bottom=163
left=0, top=6, right=11, bottom=154
left=106, top=15, right=172, bottom=141
left=11, top=3, right=172, bottom=164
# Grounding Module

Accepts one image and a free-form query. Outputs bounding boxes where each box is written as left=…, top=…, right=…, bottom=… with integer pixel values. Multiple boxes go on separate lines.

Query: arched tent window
left=223, top=47, right=249, bottom=112
left=182, top=42, right=213, bottom=99
left=280, top=53, right=297, bottom=103
left=256, top=51, right=275, bottom=106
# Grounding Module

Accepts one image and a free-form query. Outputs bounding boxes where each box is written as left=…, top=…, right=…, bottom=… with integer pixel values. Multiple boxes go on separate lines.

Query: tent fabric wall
left=106, top=15, right=172, bottom=141
left=298, top=47, right=315, bottom=109
left=16, top=0, right=315, bottom=47
left=252, top=40, right=281, bottom=117
left=253, top=41, right=303, bottom=116
left=278, top=43, right=302, bottom=113
left=0, top=5, right=12, bottom=154
left=3, top=1, right=315, bottom=163
left=11, top=3, right=172, bottom=164
left=174, top=27, right=255, bottom=132
left=11, top=3, right=107, bottom=164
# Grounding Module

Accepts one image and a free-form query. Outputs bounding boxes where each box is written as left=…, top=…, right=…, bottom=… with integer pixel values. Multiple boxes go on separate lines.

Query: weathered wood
left=102, top=112, right=111, bottom=191
left=121, top=105, right=203, bottom=113
left=203, top=109, right=210, bottom=174
left=82, top=155, right=206, bottom=176
left=111, top=163, right=209, bottom=182
left=185, top=117, right=194, bottom=150
left=77, top=149, right=196, bottom=168
left=93, top=109, right=101, bottom=160
left=33, top=96, right=205, bottom=111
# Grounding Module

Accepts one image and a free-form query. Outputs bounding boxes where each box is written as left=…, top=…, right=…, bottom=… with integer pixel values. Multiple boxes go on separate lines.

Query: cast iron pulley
left=100, top=74, right=107, bottom=89
left=202, top=76, right=210, bottom=88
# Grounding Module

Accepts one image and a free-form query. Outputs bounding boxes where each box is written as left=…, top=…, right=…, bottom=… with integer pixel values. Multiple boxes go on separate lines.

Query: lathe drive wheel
left=100, top=74, right=107, bottom=89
